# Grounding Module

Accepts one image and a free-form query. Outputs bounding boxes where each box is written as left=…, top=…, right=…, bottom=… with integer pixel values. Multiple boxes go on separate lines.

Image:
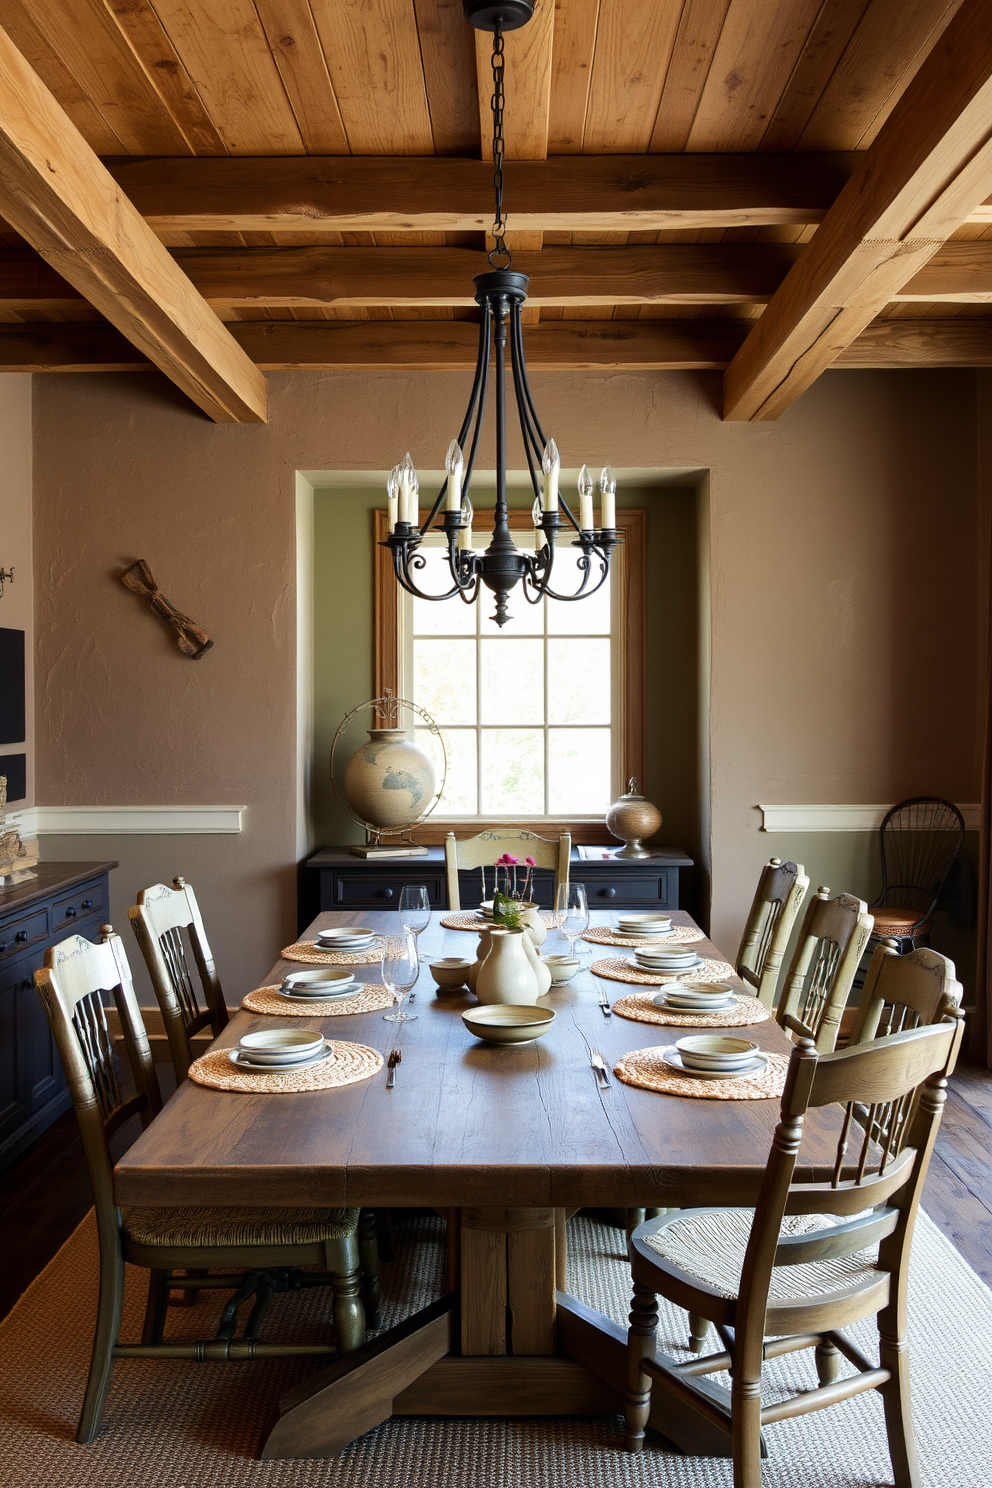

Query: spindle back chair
left=625, top=1011, right=966, bottom=1487
left=129, top=876, right=227, bottom=1081
left=736, top=858, right=810, bottom=1007
left=35, top=927, right=369, bottom=1445
left=869, top=797, right=965, bottom=951
left=445, top=828, right=570, bottom=910
left=850, top=943, right=963, bottom=1045
left=775, top=888, right=874, bottom=1051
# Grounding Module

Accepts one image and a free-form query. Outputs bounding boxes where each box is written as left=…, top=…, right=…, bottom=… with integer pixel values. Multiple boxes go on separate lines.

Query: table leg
left=459, top=1206, right=558, bottom=1356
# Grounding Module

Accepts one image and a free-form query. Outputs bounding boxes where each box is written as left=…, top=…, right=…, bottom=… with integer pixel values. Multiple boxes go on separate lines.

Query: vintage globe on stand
left=331, top=692, right=446, bottom=859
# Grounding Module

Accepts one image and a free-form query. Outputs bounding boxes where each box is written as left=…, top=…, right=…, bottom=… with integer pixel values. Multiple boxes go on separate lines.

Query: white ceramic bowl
left=462, top=1005, right=555, bottom=1045
left=619, top=915, right=672, bottom=930
left=541, top=954, right=580, bottom=984
left=429, top=957, right=472, bottom=989
left=238, top=1030, right=326, bottom=1065
left=676, top=1035, right=758, bottom=1072
left=283, top=968, right=357, bottom=991
left=316, top=928, right=373, bottom=944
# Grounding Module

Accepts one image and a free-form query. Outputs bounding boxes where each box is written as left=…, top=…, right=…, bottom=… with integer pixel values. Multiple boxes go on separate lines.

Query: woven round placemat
left=614, top=1045, right=789, bottom=1101
left=581, top=925, right=705, bottom=949
left=590, top=955, right=736, bottom=986
left=242, top=984, right=394, bottom=1017
left=439, top=911, right=556, bottom=931
left=612, top=991, right=772, bottom=1029
left=281, top=939, right=383, bottom=966
left=188, top=1040, right=383, bottom=1093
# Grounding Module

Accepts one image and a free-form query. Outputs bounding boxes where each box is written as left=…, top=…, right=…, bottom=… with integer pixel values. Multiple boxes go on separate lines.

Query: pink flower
left=525, top=856, right=536, bottom=867
left=505, top=855, right=519, bottom=866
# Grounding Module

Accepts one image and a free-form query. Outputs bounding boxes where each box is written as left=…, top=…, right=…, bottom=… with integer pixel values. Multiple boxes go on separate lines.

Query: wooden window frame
left=374, top=507, right=645, bottom=845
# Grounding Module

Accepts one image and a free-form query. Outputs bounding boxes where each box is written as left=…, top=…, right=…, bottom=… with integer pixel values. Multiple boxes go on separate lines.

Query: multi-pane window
left=399, top=530, right=617, bottom=819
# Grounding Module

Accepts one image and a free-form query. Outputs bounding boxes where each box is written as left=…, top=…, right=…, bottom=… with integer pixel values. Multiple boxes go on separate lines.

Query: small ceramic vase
left=519, top=902, right=547, bottom=949
left=467, top=927, right=493, bottom=995
left=521, top=930, right=553, bottom=998
left=475, top=928, right=539, bottom=1006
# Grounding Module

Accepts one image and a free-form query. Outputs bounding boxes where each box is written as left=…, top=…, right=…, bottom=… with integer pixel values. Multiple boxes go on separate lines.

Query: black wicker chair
left=868, top=797, right=965, bottom=953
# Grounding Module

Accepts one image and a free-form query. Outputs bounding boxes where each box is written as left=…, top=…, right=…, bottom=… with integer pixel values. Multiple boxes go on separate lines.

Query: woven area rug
left=0, top=1210, right=989, bottom=1487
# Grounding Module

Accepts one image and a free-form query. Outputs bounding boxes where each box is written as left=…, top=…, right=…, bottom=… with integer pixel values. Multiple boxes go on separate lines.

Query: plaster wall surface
left=30, top=367, right=981, bottom=998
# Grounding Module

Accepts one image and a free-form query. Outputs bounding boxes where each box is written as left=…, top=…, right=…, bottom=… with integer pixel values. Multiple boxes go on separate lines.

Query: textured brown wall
left=31, top=366, right=981, bottom=995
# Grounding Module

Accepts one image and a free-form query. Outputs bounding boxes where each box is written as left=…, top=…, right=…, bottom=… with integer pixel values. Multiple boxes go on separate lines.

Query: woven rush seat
left=123, top=1205, right=360, bottom=1250
left=871, top=908, right=929, bottom=937
left=641, top=1208, right=882, bottom=1303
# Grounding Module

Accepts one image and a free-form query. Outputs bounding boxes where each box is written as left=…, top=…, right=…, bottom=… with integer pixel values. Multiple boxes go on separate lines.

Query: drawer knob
left=81, top=899, right=93, bottom=910
left=600, top=886, right=617, bottom=899
left=380, top=888, right=395, bottom=900
left=15, top=930, right=28, bottom=942
left=65, top=907, right=77, bottom=918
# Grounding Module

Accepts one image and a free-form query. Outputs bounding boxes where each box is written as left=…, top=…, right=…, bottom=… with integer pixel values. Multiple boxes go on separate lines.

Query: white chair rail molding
left=758, top=803, right=980, bottom=832
left=8, top=805, right=245, bottom=835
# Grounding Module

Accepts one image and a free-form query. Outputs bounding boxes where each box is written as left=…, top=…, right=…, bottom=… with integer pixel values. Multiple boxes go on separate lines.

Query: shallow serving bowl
left=618, top=914, right=672, bottom=930
left=316, top=927, right=374, bottom=944
left=676, top=1035, right=758, bottom=1072
left=238, top=1029, right=326, bottom=1065
left=283, top=968, right=358, bottom=991
left=541, top=954, right=580, bottom=984
left=429, top=957, right=472, bottom=989
left=462, top=1005, right=555, bottom=1045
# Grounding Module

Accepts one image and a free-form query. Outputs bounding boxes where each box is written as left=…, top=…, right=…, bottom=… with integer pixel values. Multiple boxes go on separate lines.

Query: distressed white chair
left=444, top=828, right=571, bottom=911
left=850, top=943, right=963, bottom=1044
left=34, top=927, right=368, bottom=1444
left=775, top=888, right=874, bottom=1052
left=736, top=858, right=810, bottom=1008
left=128, top=876, right=228, bottom=1082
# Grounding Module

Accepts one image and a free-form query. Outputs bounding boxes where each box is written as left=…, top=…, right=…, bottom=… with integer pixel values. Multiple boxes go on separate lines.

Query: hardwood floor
left=1, top=1064, right=989, bottom=1323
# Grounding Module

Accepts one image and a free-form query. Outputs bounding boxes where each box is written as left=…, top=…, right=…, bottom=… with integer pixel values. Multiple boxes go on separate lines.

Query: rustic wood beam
left=7, top=240, right=991, bottom=314
left=723, top=0, right=992, bottom=422
left=104, top=152, right=863, bottom=233
left=0, top=24, right=267, bottom=424
left=2, top=317, right=989, bottom=374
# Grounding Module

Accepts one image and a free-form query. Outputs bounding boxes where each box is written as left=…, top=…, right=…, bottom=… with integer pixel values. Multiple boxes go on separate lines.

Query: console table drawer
left=581, top=874, right=670, bottom=906
left=333, top=874, right=445, bottom=908
left=0, top=907, right=48, bottom=960
left=53, top=881, right=108, bottom=929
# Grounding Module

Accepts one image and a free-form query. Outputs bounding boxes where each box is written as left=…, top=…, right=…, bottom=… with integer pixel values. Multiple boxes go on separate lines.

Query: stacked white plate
left=634, top=945, right=704, bottom=973
left=280, top=968, right=360, bottom=1002
left=314, top=927, right=376, bottom=952
left=230, top=1029, right=332, bottom=1072
left=663, top=1034, right=766, bottom=1081
left=616, top=913, right=673, bottom=938
left=652, top=980, right=734, bottom=1011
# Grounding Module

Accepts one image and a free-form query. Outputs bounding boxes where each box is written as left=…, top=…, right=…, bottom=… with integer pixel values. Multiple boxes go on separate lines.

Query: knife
left=590, top=1051, right=611, bottom=1089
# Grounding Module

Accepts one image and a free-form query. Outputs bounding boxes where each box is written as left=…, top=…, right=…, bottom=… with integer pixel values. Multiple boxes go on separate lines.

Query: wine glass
left=381, top=932, right=420, bottom=1023
left=556, top=882, right=589, bottom=958
left=399, top=884, right=432, bottom=961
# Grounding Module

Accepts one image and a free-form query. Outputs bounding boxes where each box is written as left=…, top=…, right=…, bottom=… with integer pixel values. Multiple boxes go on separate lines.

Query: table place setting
left=242, top=966, right=394, bottom=1017
left=590, top=950, right=736, bottom=986
left=611, top=979, right=773, bottom=1028
left=439, top=907, right=557, bottom=932
left=582, top=912, right=706, bottom=949
left=613, top=1033, right=790, bottom=1101
left=187, top=1027, right=384, bottom=1094
left=281, top=924, right=385, bottom=965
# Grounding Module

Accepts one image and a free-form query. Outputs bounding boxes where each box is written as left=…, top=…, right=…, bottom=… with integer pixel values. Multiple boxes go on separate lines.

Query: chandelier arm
left=509, top=303, right=543, bottom=503
left=512, top=308, right=548, bottom=451
left=462, top=301, right=492, bottom=496
left=391, top=546, right=462, bottom=602
left=526, top=545, right=614, bottom=604
left=420, top=302, right=492, bottom=536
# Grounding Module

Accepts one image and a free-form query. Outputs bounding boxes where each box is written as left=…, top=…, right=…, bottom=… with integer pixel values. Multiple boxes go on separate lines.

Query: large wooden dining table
left=113, top=908, right=842, bottom=1460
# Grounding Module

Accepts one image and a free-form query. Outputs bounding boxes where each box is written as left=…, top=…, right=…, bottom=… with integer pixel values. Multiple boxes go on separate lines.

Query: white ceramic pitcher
left=475, top=927, right=539, bottom=1005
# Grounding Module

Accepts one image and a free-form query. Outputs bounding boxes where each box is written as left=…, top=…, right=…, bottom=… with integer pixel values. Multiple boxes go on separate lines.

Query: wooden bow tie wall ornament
left=121, top=559, right=213, bottom=659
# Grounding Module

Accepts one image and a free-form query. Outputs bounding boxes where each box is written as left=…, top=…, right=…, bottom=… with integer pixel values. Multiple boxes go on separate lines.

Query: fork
left=386, top=1049, right=402, bottom=1088
left=598, top=987, right=612, bottom=1017
left=590, top=1051, right=611, bottom=1090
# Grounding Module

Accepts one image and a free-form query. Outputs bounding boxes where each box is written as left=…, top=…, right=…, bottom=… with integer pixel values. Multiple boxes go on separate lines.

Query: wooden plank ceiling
left=0, top=0, right=991, bottom=421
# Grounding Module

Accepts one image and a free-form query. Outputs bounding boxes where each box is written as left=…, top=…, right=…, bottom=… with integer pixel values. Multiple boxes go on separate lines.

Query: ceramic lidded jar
left=521, top=930, right=553, bottom=998
left=467, top=927, right=493, bottom=995
left=343, top=728, right=435, bottom=831
left=518, top=902, right=547, bottom=949
left=475, top=928, right=539, bottom=1006
left=605, top=777, right=662, bottom=859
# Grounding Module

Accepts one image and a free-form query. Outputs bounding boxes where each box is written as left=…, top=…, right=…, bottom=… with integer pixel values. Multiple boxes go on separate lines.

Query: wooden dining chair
left=35, top=927, right=370, bottom=1444
left=775, top=887, right=874, bottom=1051
left=128, top=876, right=228, bottom=1082
left=850, top=942, right=964, bottom=1045
left=736, top=858, right=810, bottom=1007
left=624, top=1009, right=966, bottom=1486
left=444, top=828, right=571, bottom=910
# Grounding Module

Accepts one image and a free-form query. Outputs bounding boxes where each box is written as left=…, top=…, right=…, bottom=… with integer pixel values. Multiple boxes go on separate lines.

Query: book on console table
left=351, top=843, right=429, bottom=858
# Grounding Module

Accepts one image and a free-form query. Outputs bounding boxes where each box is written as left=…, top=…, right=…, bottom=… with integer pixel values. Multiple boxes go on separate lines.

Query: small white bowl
left=238, top=1029, right=325, bottom=1065
left=429, top=957, right=472, bottom=989
left=676, top=1035, right=758, bottom=1072
left=316, top=927, right=374, bottom=944
left=541, top=954, right=580, bottom=984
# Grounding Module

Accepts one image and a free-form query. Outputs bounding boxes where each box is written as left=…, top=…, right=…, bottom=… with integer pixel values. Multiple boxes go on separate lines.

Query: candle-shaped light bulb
left=387, top=464, right=400, bottom=532
left=599, top=463, right=616, bottom=530
left=445, top=439, right=464, bottom=512
left=457, top=493, right=473, bottom=550
left=577, top=463, right=594, bottom=532
left=541, top=439, right=560, bottom=512
left=399, top=451, right=418, bottom=526
left=532, top=495, right=543, bottom=528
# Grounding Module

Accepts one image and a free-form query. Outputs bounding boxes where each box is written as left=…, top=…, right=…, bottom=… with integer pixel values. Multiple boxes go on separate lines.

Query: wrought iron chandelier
left=382, top=0, right=620, bottom=628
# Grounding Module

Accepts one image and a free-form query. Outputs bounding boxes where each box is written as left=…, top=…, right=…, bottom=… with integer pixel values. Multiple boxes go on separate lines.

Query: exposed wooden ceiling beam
left=723, top=0, right=992, bottom=422
left=1, top=317, right=988, bottom=373
left=104, top=152, right=865, bottom=232
left=0, top=23, right=267, bottom=424
left=6, top=240, right=991, bottom=313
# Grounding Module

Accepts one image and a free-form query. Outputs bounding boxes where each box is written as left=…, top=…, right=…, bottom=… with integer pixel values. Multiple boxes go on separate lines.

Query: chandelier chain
left=488, top=23, right=511, bottom=269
